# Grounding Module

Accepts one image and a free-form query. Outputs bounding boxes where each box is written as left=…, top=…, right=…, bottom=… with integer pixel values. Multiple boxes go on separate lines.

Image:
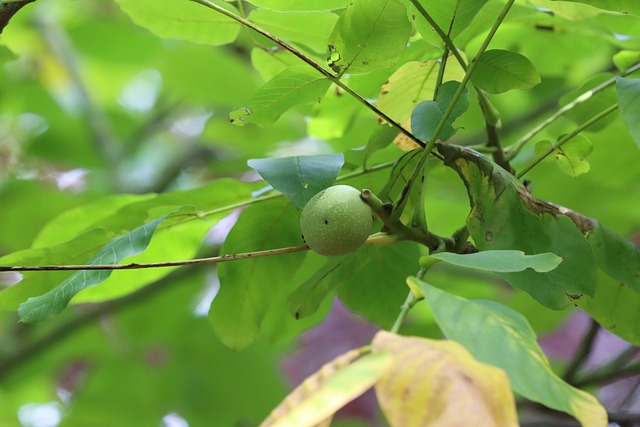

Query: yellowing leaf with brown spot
left=372, top=331, right=519, bottom=427
left=261, top=348, right=393, bottom=427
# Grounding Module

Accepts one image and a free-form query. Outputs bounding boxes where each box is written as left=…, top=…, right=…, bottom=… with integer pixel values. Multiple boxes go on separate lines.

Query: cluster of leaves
left=0, top=0, right=640, bottom=426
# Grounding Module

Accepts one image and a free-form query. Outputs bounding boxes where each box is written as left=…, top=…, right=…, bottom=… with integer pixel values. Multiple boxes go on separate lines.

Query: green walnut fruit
left=300, top=185, right=374, bottom=256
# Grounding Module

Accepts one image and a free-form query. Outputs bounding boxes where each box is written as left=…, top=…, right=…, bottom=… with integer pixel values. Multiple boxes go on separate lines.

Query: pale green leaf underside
left=555, top=0, right=640, bottom=16
left=244, top=0, right=351, bottom=10
left=114, top=0, right=241, bottom=46
left=416, top=279, right=607, bottom=427
left=425, top=250, right=562, bottom=273
left=410, top=0, right=488, bottom=44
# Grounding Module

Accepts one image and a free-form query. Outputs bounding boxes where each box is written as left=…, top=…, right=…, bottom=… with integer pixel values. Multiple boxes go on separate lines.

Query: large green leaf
left=18, top=215, right=167, bottom=323
left=114, top=0, right=241, bottom=46
left=408, top=0, right=487, bottom=45
left=337, top=242, right=420, bottom=327
left=411, top=80, right=469, bottom=142
left=438, top=143, right=597, bottom=309
left=578, top=270, right=640, bottom=346
left=327, top=0, right=412, bottom=75
left=210, top=199, right=307, bottom=350
left=244, top=0, right=351, bottom=10
left=553, top=0, right=640, bottom=16
left=616, top=77, right=640, bottom=149
left=588, top=223, right=640, bottom=292
left=0, top=180, right=262, bottom=309
left=248, top=10, right=338, bottom=54
left=287, top=254, right=355, bottom=319
left=471, top=49, right=541, bottom=94
left=415, top=278, right=607, bottom=427
left=423, top=250, right=563, bottom=273
left=248, top=154, right=344, bottom=209
left=230, top=66, right=331, bottom=126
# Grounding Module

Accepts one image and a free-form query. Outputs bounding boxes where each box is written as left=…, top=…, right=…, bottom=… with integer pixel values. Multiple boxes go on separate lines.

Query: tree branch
left=562, top=318, right=600, bottom=384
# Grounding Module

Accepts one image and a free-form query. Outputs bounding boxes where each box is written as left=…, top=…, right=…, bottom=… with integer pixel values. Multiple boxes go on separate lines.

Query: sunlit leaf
left=438, top=143, right=597, bottom=309
left=616, top=76, right=640, bottom=149
left=114, top=0, right=241, bottom=45
left=327, top=0, right=412, bottom=75
left=372, top=330, right=518, bottom=427
left=248, top=10, right=338, bottom=54
left=18, top=214, right=168, bottom=323
left=211, top=199, right=306, bottom=350
left=422, top=250, right=563, bottom=273
left=415, top=278, right=608, bottom=427
left=230, top=66, right=331, bottom=126
left=411, top=81, right=469, bottom=142
left=534, top=134, right=593, bottom=177
left=244, top=0, right=351, bottom=10
left=377, top=59, right=466, bottom=126
left=261, top=349, right=393, bottom=427
left=471, top=49, right=541, bottom=94
left=555, top=0, right=640, bottom=16
left=248, top=154, right=344, bottom=209
left=408, top=0, right=487, bottom=45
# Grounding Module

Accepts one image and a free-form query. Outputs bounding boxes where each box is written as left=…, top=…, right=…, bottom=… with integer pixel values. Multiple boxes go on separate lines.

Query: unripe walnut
left=300, top=185, right=374, bottom=256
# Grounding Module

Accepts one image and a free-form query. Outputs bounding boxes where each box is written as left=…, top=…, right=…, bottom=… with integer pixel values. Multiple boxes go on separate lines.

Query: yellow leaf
left=372, top=331, right=519, bottom=427
left=261, top=348, right=393, bottom=427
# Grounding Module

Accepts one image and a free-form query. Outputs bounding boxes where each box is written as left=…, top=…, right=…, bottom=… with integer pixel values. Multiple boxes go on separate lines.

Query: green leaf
left=307, top=84, right=362, bottom=139
left=471, top=49, right=541, bottom=94
left=18, top=215, right=167, bottom=323
left=408, top=0, right=488, bottom=45
left=415, top=278, right=607, bottom=427
left=376, top=59, right=466, bottom=126
left=337, top=242, right=421, bottom=327
left=578, top=270, right=640, bottom=346
left=553, top=0, right=640, bottom=16
left=411, top=81, right=469, bottom=142
left=248, top=10, right=338, bottom=54
left=113, top=0, right=241, bottom=46
left=230, top=66, right=331, bottom=126
left=588, top=223, right=640, bottom=292
left=363, top=125, right=399, bottom=167
left=438, top=143, right=597, bottom=309
left=287, top=254, right=355, bottom=319
left=616, top=77, right=640, bottom=149
left=244, top=0, right=351, bottom=10
left=248, top=154, right=344, bottom=209
left=422, top=250, right=563, bottom=273
left=534, top=134, right=593, bottom=177
left=210, top=199, right=306, bottom=350
left=0, top=179, right=262, bottom=309
left=327, top=0, right=412, bottom=75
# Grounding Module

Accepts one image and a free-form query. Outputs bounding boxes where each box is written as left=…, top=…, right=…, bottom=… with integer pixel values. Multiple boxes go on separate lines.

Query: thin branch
left=574, top=359, right=640, bottom=387
left=397, top=0, right=515, bottom=211
left=409, top=0, right=511, bottom=173
left=389, top=267, right=426, bottom=334
left=506, top=61, right=640, bottom=161
left=516, top=103, right=618, bottom=179
left=188, top=0, right=426, bottom=148
left=562, top=318, right=600, bottom=383
left=0, top=245, right=311, bottom=272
